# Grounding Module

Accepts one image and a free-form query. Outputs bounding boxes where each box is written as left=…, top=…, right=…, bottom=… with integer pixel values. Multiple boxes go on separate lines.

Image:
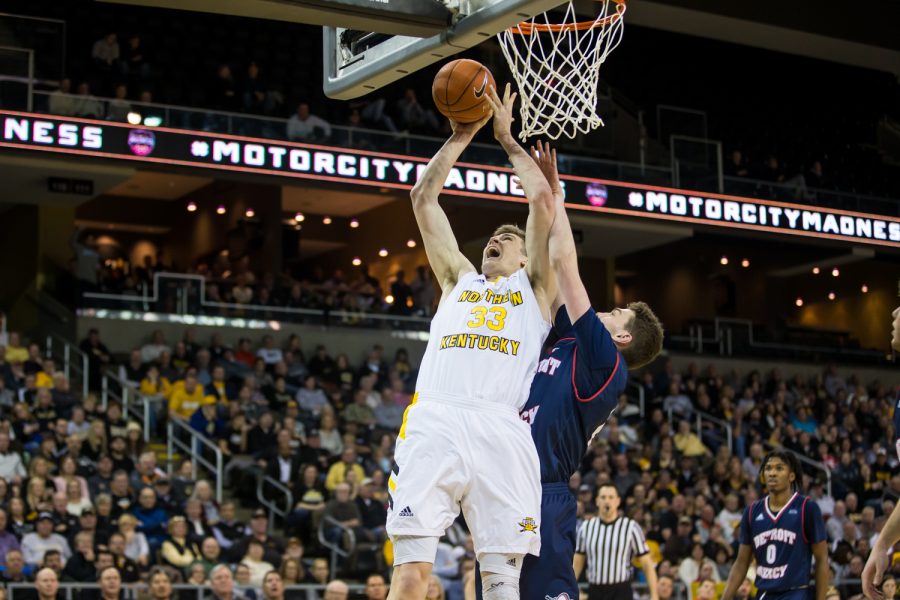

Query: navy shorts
left=756, top=588, right=814, bottom=600
left=476, top=482, right=578, bottom=600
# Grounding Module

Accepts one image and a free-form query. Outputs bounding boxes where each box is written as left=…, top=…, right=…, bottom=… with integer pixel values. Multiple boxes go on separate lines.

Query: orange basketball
left=432, top=59, right=495, bottom=124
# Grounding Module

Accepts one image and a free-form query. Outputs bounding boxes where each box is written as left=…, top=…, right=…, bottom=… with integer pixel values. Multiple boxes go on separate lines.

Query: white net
left=497, top=0, right=625, bottom=140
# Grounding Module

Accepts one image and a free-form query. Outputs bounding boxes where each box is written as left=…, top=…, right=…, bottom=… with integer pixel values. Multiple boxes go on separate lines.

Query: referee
left=574, top=483, right=659, bottom=600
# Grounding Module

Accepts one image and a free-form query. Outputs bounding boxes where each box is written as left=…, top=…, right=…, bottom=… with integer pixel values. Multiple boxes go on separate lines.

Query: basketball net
left=497, top=0, right=625, bottom=140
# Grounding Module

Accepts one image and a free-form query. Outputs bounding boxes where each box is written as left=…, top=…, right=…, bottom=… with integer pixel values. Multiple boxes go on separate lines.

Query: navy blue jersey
left=519, top=305, right=628, bottom=483
left=739, top=493, right=826, bottom=593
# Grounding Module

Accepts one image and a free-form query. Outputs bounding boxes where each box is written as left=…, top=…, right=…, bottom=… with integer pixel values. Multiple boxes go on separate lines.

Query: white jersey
left=415, top=268, right=550, bottom=410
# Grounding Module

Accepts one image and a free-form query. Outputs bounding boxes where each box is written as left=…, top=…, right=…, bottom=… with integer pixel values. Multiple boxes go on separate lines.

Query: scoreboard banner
left=1, top=110, right=899, bottom=247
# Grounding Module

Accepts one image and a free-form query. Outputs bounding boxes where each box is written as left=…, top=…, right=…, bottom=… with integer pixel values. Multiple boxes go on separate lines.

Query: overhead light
left=831, top=267, right=840, bottom=277
left=812, top=267, right=820, bottom=275
left=187, top=202, right=197, bottom=212
left=385, top=294, right=395, bottom=304
left=349, top=218, right=359, bottom=228
left=294, top=212, right=305, bottom=222
left=143, top=116, right=162, bottom=127
left=741, top=259, right=750, bottom=268
left=245, top=208, right=255, bottom=218
left=216, top=205, right=226, bottom=215
left=828, top=292, right=836, bottom=301
left=795, top=297, right=804, bottom=307
left=322, top=216, right=332, bottom=225
left=352, top=257, right=362, bottom=266
left=126, top=112, right=142, bottom=125
left=861, top=284, right=869, bottom=293
left=406, top=239, right=417, bottom=248
left=720, top=256, right=728, bottom=265
left=378, top=248, right=389, bottom=257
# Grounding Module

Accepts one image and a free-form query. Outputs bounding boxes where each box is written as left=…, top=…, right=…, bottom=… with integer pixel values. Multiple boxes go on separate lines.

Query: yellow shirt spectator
left=168, top=375, right=212, bottom=419
left=140, top=376, right=172, bottom=398
left=325, top=450, right=366, bottom=491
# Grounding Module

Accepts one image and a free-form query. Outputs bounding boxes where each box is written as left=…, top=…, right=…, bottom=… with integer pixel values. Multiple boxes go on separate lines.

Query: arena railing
left=3, top=580, right=695, bottom=600
left=44, top=332, right=90, bottom=400
left=80, top=272, right=433, bottom=332
left=167, top=415, right=224, bottom=503
left=256, top=471, right=294, bottom=532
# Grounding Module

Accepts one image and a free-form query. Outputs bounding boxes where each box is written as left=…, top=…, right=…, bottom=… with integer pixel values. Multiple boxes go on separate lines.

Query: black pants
left=589, top=582, right=633, bottom=600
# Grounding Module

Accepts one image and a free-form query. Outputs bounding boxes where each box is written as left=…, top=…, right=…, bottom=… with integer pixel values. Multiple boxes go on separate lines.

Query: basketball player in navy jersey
left=474, top=143, right=664, bottom=600
left=861, top=305, right=900, bottom=600
left=721, top=450, right=830, bottom=600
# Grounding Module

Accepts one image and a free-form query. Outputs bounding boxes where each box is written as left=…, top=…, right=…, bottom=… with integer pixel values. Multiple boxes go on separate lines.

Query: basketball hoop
left=497, top=0, right=625, bottom=140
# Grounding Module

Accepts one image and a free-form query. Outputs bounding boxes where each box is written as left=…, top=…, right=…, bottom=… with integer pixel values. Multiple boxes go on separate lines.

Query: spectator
left=187, top=563, right=208, bottom=585
left=72, top=83, right=104, bottom=119
left=106, top=84, right=132, bottom=122
left=92, top=32, right=120, bottom=67
left=61, top=529, right=96, bottom=581
left=410, top=265, right=435, bottom=317
left=117, top=513, right=150, bottom=567
left=240, top=61, right=273, bottom=114
left=308, top=558, right=329, bottom=586
left=206, top=564, right=246, bottom=600
left=1, top=549, right=28, bottom=584
left=322, top=483, right=368, bottom=550
left=21, top=513, right=71, bottom=568
left=287, top=465, right=327, bottom=542
left=324, top=448, right=365, bottom=492
left=230, top=510, right=284, bottom=568
left=97, top=565, right=124, bottom=600
left=724, top=150, right=749, bottom=177
left=147, top=567, right=174, bottom=600
left=196, top=536, right=222, bottom=576
left=121, top=35, right=150, bottom=79
left=160, top=517, right=200, bottom=573
left=49, top=78, right=77, bottom=116
left=286, top=103, right=332, bottom=142
left=108, top=532, right=140, bottom=582
left=233, top=563, right=257, bottom=600
left=355, top=478, right=387, bottom=541
left=131, top=451, right=167, bottom=491
left=323, top=580, right=349, bottom=600
left=0, top=431, right=25, bottom=483
left=211, top=65, right=239, bottom=111
left=256, top=336, right=283, bottom=367
left=396, top=88, right=440, bottom=133
left=169, top=374, right=212, bottom=420
left=141, top=331, right=171, bottom=364
left=365, top=574, right=388, bottom=600
left=212, top=502, right=244, bottom=554
left=261, top=570, right=284, bottom=600
left=0, top=509, right=20, bottom=563
left=342, top=390, right=375, bottom=427
left=34, top=567, right=59, bottom=600
left=240, top=539, right=274, bottom=587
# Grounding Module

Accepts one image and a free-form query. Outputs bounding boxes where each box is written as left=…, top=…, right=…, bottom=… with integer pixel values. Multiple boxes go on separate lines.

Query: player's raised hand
left=449, top=112, right=492, bottom=138
left=862, top=545, right=889, bottom=600
left=529, top=140, right=563, bottom=201
left=484, top=83, right=516, bottom=140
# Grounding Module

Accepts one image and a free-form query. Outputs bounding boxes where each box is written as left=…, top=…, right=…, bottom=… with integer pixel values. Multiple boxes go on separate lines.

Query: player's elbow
left=550, top=245, right=577, bottom=269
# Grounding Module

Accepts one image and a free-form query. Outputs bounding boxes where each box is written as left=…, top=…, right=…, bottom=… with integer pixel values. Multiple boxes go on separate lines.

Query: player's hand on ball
left=484, top=83, right=516, bottom=140
left=449, top=113, right=491, bottom=138
left=530, top=140, right=563, bottom=200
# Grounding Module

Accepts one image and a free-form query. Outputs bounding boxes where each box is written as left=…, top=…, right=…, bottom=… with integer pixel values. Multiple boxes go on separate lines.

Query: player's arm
left=484, top=84, right=555, bottom=316
left=812, top=540, right=830, bottom=600
left=639, top=553, right=659, bottom=600
left=573, top=552, right=586, bottom=580
left=410, top=119, right=487, bottom=298
left=720, top=544, right=753, bottom=600
left=529, top=141, right=590, bottom=320
left=863, top=503, right=900, bottom=600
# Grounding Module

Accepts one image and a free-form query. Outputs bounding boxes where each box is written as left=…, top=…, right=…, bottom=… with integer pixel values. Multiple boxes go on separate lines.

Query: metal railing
left=317, top=514, right=357, bottom=581
left=257, top=471, right=294, bottom=532
left=82, top=272, right=433, bottom=332
left=667, top=407, right=733, bottom=454
left=6, top=582, right=366, bottom=600
left=45, top=332, right=89, bottom=400
left=167, top=415, right=224, bottom=503
left=628, top=378, right=646, bottom=418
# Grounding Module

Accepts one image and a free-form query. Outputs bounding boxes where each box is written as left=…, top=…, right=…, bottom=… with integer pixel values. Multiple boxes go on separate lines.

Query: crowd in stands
left=0, top=319, right=897, bottom=599
left=73, top=237, right=438, bottom=322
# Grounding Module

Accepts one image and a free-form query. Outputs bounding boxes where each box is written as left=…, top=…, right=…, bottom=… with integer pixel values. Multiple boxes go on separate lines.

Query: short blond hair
left=491, top=224, right=526, bottom=255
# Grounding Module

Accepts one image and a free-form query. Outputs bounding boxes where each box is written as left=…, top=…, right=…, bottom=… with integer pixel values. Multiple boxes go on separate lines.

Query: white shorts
left=386, top=393, right=541, bottom=559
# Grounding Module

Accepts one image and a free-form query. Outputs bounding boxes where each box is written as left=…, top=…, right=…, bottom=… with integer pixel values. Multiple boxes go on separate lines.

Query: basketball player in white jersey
left=386, top=84, right=555, bottom=600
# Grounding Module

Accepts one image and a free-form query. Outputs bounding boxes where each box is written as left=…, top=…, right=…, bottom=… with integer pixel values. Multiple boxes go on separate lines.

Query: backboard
left=322, top=0, right=567, bottom=100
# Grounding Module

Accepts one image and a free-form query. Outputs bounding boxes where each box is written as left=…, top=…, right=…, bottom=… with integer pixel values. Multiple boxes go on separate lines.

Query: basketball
left=432, top=59, right=496, bottom=124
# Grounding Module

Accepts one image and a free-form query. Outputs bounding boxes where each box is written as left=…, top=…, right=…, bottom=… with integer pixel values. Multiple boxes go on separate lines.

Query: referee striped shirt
left=575, top=516, right=649, bottom=584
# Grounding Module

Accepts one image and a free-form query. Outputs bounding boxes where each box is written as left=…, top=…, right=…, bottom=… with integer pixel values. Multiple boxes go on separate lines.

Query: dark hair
left=619, top=301, right=664, bottom=370
left=597, top=483, right=620, bottom=498
left=760, top=450, right=804, bottom=491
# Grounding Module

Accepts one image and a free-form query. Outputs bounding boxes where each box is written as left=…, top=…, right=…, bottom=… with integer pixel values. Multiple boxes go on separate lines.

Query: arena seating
left=0, top=324, right=893, bottom=596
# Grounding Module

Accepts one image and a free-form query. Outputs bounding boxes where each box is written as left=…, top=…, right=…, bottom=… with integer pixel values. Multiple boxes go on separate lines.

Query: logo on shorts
left=506, top=558, right=516, bottom=567
left=399, top=506, right=414, bottom=517
left=518, top=517, right=537, bottom=533
left=546, top=594, right=572, bottom=600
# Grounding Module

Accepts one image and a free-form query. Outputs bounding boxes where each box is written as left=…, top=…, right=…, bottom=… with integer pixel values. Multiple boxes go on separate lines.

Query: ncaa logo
left=546, top=594, right=572, bottom=600
left=128, top=129, right=156, bottom=156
